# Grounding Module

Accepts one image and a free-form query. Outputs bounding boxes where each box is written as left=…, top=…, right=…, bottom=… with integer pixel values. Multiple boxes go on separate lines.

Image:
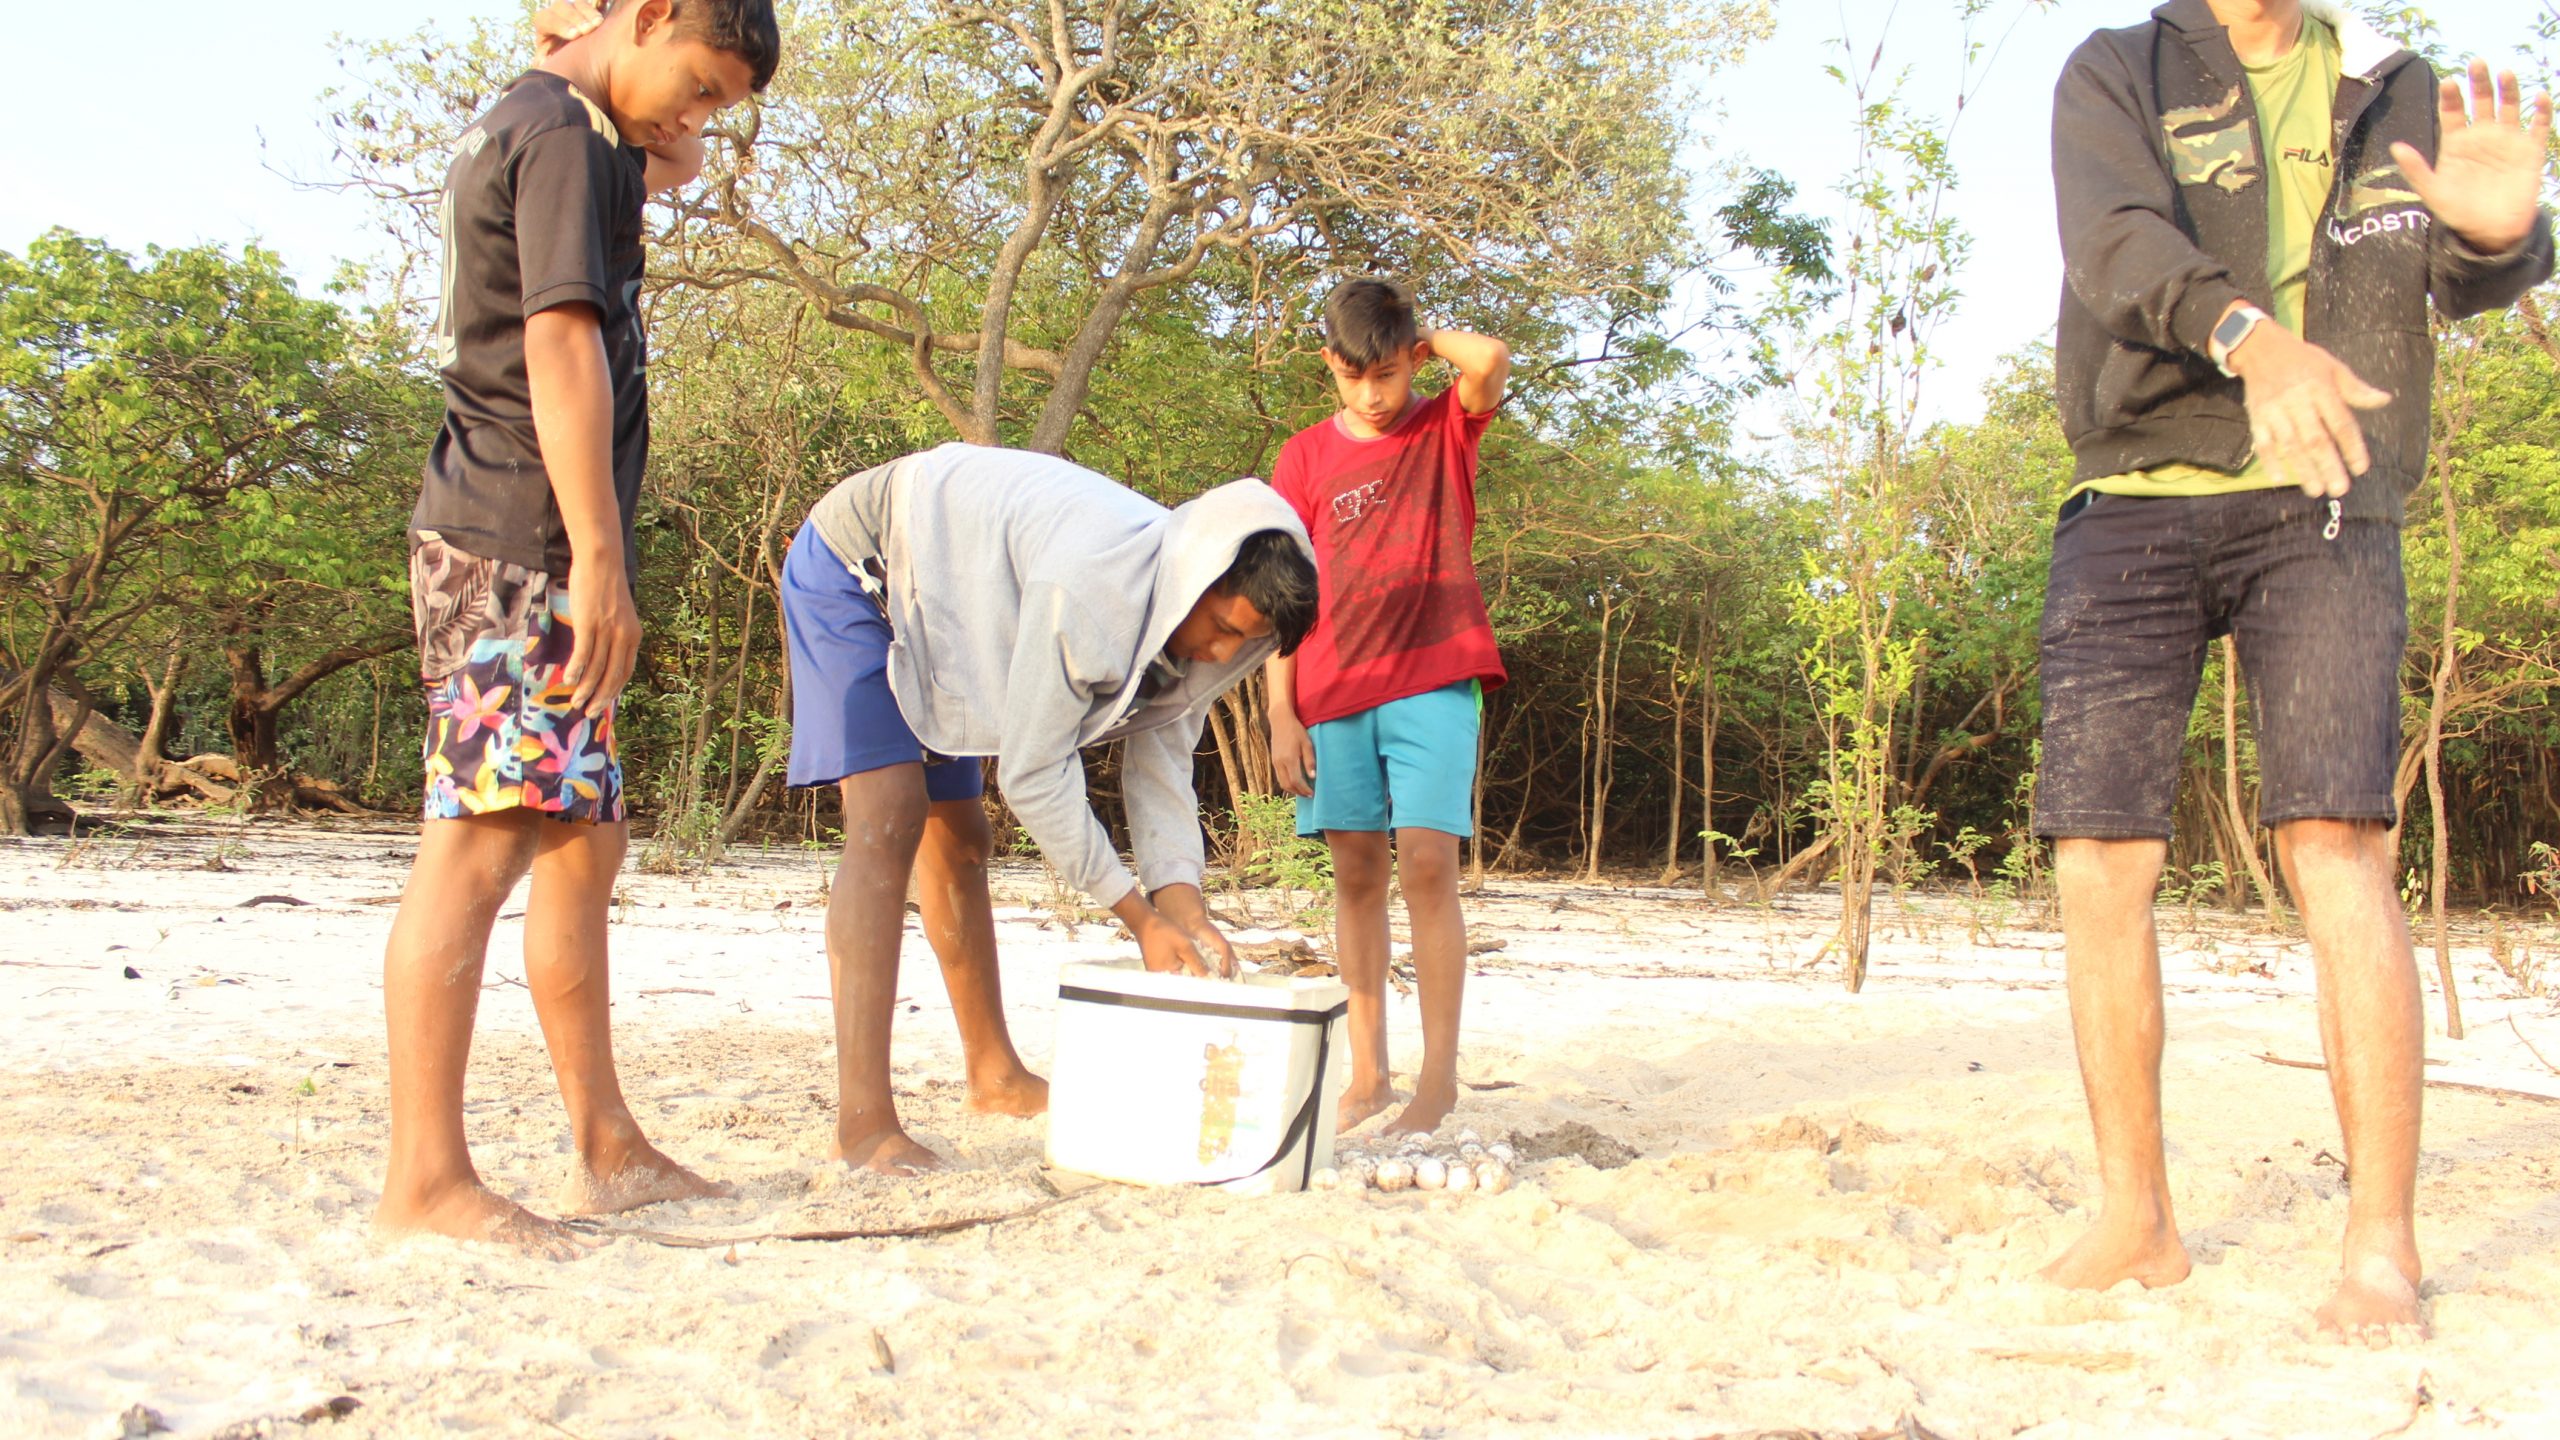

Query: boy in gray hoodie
left=780, top=443, right=1319, bottom=1174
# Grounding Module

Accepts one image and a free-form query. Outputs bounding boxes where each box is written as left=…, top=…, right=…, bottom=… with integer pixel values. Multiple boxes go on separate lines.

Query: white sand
left=4, top=819, right=2559, bottom=1439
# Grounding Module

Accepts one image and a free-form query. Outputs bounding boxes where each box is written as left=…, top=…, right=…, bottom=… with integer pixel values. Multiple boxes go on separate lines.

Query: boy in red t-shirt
left=1265, top=278, right=1510, bottom=1135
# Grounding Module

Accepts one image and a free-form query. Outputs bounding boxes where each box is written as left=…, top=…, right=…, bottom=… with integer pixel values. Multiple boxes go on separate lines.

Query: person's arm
left=1422, top=327, right=1511, bottom=415
left=1120, top=712, right=1237, bottom=978
left=2216, top=317, right=2393, bottom=499
left=533, top=1, right=704, bottom=193
left=994, top=587, right=1218, bottom=976
left=2399, top=59, right=2556, bottom=320
left=524, top=304, right=641, bottom=712
left=2052, top=39, right=2253, bottom=359
left=1266, top=653, right=1315, bottom=799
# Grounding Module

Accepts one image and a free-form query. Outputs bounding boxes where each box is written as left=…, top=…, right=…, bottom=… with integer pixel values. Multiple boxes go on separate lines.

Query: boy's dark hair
left=1323, top=278, right=1419, bottom=371
left=1216, top=531, right=1319, bottom=657
left=671, top=0, right=783, bottom=92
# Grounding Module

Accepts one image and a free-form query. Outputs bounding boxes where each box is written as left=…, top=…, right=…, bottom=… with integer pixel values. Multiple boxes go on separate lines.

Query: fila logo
left=1331, top=478, right=1387, bottom=525
left=2282, top=146, right=2332, bottom=166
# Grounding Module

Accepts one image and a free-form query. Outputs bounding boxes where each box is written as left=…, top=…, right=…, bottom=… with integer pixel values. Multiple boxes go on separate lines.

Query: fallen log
left=43, top=688, right=371, bottom=815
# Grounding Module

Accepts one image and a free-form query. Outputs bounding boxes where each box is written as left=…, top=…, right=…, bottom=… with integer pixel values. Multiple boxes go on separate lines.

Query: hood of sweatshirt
left=1111, top=476, right=1315, bottom=721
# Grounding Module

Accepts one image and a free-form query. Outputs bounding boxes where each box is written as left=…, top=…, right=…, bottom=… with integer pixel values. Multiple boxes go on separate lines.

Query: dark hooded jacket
left=2053, top=0, right=2554, bottom=521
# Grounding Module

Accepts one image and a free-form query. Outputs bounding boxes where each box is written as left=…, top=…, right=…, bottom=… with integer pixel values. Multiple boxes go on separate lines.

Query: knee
left=837, top=775, right=928, bottom=858
left=2276, top=818, right=2389, bottom=875
left=924, top=801, right=993, bottom=875
left=1395, top=835, right=1460, bottom=899
left=2054, top=837, right=2166, bottom=900
left=1332, top=839, right=1393, bottom=899
left=432, top=815, right=541, bottom=897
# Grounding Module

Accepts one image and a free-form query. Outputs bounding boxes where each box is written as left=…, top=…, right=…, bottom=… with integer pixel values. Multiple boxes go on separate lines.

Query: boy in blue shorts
left=782, top=443, right=1317, bottom=1175
left=376, top=0, right=780, bottom=1257
left=1265, top=279, right=1511, bottom=1135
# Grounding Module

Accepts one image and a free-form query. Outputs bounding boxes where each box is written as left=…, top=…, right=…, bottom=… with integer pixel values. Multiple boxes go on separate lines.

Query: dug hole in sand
left=4, top=821, right=2559, bottom=1438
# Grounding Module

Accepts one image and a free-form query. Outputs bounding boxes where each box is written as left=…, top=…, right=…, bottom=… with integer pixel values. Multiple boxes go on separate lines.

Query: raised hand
left=533, top=1, right=607, bottom=58
left=2390, top=60, right=2554, bottom=256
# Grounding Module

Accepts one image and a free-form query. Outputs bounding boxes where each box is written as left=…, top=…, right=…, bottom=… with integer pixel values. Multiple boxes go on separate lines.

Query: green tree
left=0, top=233, right=417, bottom=832
left=333, top=0, right=1772, bottom=454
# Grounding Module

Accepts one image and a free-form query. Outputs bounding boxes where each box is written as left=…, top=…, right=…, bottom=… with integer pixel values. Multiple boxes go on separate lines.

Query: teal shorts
left=1296, top=680, right=1481, bottom=838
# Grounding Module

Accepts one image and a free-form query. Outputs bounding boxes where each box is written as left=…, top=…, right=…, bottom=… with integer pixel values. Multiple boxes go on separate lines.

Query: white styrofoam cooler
left=1044, top=959, right=1349, bottom=1194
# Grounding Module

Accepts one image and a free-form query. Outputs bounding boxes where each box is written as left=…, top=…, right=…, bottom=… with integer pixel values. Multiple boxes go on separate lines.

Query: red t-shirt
left=1272, top=388, right=1507, bottom=726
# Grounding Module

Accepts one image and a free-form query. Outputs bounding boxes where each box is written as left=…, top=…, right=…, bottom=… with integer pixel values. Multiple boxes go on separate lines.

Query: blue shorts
left=1296, top=681, right=1480, bottom=838
left=780, top=519, right=985, bottom=803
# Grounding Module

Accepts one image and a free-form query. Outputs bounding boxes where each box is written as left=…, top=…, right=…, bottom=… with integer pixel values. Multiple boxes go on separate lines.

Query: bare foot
left=966, top=1069, right=1050, bottom=1118
left=2316, top=1252, right=2426, bottom=1345
left=561, top=1138, right=733, bottom=1216
left=375, top=1179, right=589, bottom=1261
left=1337, top=1077, right=1403, bottom=1133
left=1382, top=1079, right=1458, bottom=1138
left=2038, top=1211, right=2192, bottom=1290
left=834, top=1125, right=948, bottom=1177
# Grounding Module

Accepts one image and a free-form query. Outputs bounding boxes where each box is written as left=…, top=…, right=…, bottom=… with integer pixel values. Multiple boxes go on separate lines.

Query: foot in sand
left=1382, top=1079, right=1458, bottom=1138
left=375, top=1179, right=589, bottom=1261
left=1337, top=1077, right=1404, bottom=1133
left=562, top=1136, right=733, bottom=1216
left=835, top=1125, right=947, bottom=1177
left=2316, top=1251, right=2426, bottom=1345
left=966, top=1068, right=1050, bottom=1117
left=2039, top=1211, right=2192, bottom=1291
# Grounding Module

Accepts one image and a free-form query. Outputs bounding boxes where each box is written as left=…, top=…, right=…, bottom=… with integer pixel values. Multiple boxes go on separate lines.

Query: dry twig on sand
left=569, top=1189, right=1087, bottom=1249
left=2254, top=1053, right=2560, bottom=1104
left=2508, top=1015, right=2560, bottom=1078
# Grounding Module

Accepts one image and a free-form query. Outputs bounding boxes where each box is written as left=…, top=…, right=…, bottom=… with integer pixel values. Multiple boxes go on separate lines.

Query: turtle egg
left=1456, top=1129, right=1481, bottom=1146
left=1488, top=1142, right=1518, bottom=1166
left=1477, top=1160, right=1513, bottom=1194
left=1443, top=1162, right=1476, bottom=1194
left=1459, top=1143, right=1486, bottom=1163
left=1373, top=1158, right=1413, bottom=1192
left=1310, top=1168, right=1341, bottom=1191
left=1412, top=1157, right=1448, bottom=1190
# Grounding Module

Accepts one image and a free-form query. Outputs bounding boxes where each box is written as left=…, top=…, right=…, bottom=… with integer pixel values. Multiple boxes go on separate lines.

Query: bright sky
left=2, top=1, right=2544, bottom=426
left=1708, top=0, right=2545, bottom=424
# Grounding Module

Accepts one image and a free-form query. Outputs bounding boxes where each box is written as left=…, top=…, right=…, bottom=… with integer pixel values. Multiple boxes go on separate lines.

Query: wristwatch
left=2209, top=304, right=2270, bottom=377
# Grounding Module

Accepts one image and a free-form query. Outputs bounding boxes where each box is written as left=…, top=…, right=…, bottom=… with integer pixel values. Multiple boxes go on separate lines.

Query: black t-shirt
left=411, top=70, right=649, bottom=581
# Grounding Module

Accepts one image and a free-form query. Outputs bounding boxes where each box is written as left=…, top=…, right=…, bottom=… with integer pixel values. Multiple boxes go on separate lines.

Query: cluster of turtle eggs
left=1308, top=1130, right=1518, bottom=1196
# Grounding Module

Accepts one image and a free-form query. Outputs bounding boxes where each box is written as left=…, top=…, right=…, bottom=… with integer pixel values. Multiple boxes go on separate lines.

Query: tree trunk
left=2423, top=460, right=2466, bottom=1040
left=716, top=661, right=793, bottom=854
left=1583, top=594, right=1617, bottom=884
left=2218, top=637, right=2286, bottom=924
left=223, top=629, right=412, bottom=799
left=127, top=646, right=188, bottom=804
left=1662, top=672, right=1685, bottom=884
left=1698, top=624, right=1720, bottom=899
left=228, top=701, right=283, bottom=776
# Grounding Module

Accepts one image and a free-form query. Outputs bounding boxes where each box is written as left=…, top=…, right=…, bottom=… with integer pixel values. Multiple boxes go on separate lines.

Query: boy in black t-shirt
left=378, top=0, right=779, bottom=1258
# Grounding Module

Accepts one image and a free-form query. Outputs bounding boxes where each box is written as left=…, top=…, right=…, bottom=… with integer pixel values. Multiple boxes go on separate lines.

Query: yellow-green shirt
left=2079, top=16, right=2340, bottom=499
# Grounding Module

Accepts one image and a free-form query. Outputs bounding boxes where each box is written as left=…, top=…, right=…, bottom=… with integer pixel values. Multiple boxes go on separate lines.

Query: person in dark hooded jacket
left=2038, top=0, right=2550, bottom=1341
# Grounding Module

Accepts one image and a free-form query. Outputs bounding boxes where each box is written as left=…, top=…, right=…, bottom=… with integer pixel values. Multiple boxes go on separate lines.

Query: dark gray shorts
left=2033, top=487, right=2406, bottom=841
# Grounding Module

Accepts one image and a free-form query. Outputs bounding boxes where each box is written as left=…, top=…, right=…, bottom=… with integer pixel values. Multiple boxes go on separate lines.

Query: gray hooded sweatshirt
left=806, top=443, right=1313, bottom=908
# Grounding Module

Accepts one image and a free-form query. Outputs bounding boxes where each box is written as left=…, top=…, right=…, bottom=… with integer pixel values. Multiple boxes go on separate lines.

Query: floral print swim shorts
left=410, top=532, right=627, bottom=824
